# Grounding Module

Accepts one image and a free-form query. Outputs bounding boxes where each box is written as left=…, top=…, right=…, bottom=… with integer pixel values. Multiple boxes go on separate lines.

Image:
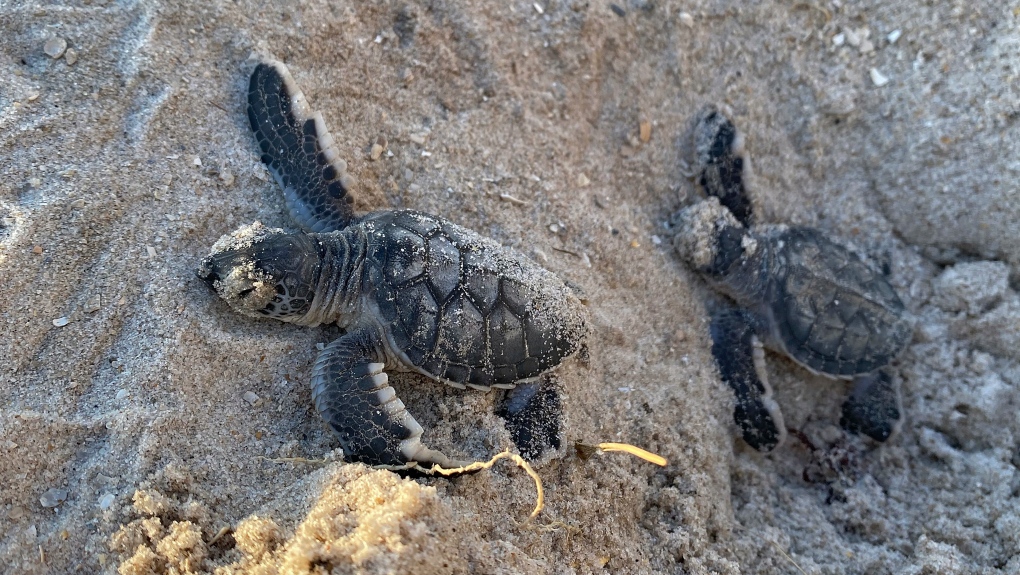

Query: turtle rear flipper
left=312, top=328, right=466, bottom=469
left=710, top=309, right=786, bottom=452
left=248, top=58, right=356, bottom=233
left=840, top=370, right=903, bottom=443
left=498, top=379, right=562, bottom=461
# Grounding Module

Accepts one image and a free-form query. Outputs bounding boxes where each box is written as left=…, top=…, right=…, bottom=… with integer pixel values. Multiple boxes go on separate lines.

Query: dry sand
left=1, top=1, right=1018, bottom=573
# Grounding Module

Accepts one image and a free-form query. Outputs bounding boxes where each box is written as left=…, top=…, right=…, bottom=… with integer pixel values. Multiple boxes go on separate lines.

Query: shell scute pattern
left=773, top=228, right=910, bottom=376
left=364, top=210, right=579, bottom=388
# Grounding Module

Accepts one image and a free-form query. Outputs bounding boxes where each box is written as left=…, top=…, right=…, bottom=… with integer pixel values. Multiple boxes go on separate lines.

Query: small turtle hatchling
left=671, top=107, right=913, bottom=452
left=197, top=57, right=586, bottom=469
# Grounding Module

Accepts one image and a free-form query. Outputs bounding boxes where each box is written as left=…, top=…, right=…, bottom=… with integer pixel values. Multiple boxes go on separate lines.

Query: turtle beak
left=196, top=256, right=222, bottom=289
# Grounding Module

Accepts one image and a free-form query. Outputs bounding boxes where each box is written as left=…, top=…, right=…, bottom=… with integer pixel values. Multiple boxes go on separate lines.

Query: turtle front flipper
left=248, top=57, right=356, bottom=233
left=312, top=328, right=466, bottom=469
left=694, top=107, right=753, bottom=227
left=709, top=309, right=786, bottom=452
left=840, top=370, right=903, bottom=443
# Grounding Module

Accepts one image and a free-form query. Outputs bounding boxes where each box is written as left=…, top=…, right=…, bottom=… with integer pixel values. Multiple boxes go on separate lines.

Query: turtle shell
left=358, top=210, right=586, bottom=389
left=767, top=227, right=912, bottom=377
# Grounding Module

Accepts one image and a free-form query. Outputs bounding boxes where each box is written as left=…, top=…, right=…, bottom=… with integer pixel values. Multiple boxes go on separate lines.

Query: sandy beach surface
left=2, top=1, right=1018, bottom=573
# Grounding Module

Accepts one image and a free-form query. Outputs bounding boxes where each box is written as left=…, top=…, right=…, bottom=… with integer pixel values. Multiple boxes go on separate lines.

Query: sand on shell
left=1, top=1, right=1018, bottom=574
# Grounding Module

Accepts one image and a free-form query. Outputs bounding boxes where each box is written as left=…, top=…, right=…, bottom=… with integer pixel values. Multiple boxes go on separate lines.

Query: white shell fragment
left=52, top=317, right=70, bottom=327
left=99, top=493, right=115, bottom=510
left=870, top=68, right=890, bottom=87
left=40, top=488, right=68, bottom=508
left=44, top=37, right=67, bottom=59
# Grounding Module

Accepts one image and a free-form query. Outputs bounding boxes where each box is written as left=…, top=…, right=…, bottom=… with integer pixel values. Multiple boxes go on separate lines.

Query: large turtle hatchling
left=671, top=107, right=913, bottom=452
left=197, top=57, right=586, bottom=469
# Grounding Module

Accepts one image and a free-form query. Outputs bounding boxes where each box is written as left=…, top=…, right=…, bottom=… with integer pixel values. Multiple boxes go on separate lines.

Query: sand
left=1, top=1, right=1018, bottom=573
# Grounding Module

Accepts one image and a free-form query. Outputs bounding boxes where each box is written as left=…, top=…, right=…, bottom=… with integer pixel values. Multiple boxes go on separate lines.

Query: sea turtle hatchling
left=197, top=57, right=586, bottom=469
left=671, top=107, right=913, bottom=452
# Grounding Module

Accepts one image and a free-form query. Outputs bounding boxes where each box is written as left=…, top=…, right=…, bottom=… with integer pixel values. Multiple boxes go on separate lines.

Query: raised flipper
left=312, top=327, right=466, bottom=468
left=248, top=57, right=357, bottom=233
left=710, top=309, right=786, bottom=452
left=694, top=107, right=753, bottom=227
left=840, top=370, right=903, bottom=443
left=498, top=378, right=562, bottom=461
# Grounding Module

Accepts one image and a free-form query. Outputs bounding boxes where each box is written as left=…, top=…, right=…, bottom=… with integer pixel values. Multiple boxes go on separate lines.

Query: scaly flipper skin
left=311, top=328, right=465, bottom=468
left=498, top=380, right=562, bottom=460
left=840, top=371, right=903, bottom=443
left=248, top=60, right=356, bottom=233
left=710, top=310, right=786, bottom=452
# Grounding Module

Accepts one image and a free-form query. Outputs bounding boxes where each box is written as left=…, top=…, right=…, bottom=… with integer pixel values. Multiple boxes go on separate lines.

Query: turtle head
left=671, top=197, right=754, bottom=278
left=197, top=222, right=321, bottom=323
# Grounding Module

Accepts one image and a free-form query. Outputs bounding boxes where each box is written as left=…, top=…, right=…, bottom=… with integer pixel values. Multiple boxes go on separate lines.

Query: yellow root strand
left=208, top=525, right=231, bottom=545
left=769, top=540, right=808, bottom=575
left=258, top=453, right=542, bottom=518
left=256, top=456, right=329, bottom=464
left=424, top=450, right=545, bottom=519
left=596, top=442, right=669, bottom=466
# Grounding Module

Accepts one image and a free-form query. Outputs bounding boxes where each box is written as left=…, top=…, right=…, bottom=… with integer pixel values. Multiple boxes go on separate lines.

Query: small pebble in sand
left=577, top=173, right=590, bottom=187
left=370, top=143, right=384, bottom=160
left=52, top=317, right=70, bottom=327
left=243, top=391, right=261, bottom=406
left=146, top=246, right=157, bottom=258
left=64, top=48, right=77, bottom=66
left=8, top=506, right=26, bottom=520
left=44, top=37, right=67, bottom=59
left=39, top=488, right=68, bottom=508
left=85, top=294, right=101, bottom=313
left=32, top=245, right=43, bottom=255
left=679, top=12, right=694, bottom=28
left=98, top=493, right=115, bottom=510
left=219, top=168, right=234, bottom=186
left=115, top=389, right=128, bottom=400
left=870, top=68, right=890, bottom=86
left=833, top=33, right=845, bottom=46
left=887, top=29, right=902, bottom=44
left=845, top=28, right=862, bottom=47
left=533, top=2, right=543, bottom=14
left=639, top=120, right=652, bottom=143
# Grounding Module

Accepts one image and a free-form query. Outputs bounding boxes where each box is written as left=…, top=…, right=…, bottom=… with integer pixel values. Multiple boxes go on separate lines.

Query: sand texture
left=1, top=1, right=1018, bottom=573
